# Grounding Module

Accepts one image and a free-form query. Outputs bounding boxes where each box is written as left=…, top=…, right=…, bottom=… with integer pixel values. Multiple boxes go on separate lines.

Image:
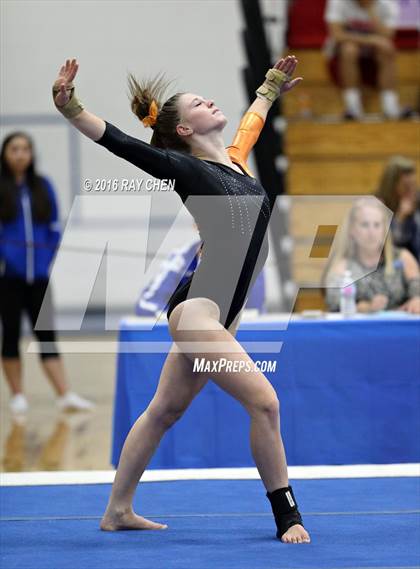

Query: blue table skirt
left=112, top=315, right=420, bottom=468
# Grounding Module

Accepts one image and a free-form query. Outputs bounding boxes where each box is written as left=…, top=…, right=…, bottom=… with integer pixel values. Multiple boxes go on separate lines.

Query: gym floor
left=0, top=335, right=117, bottom=473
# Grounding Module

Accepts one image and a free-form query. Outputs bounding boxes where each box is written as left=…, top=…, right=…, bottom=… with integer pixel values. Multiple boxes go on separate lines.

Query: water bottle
left=340, top=270, right=356, bottom=317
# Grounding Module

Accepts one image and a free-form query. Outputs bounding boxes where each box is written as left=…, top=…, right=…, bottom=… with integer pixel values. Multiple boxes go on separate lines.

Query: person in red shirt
left=325, top=0, right=402, bottom=119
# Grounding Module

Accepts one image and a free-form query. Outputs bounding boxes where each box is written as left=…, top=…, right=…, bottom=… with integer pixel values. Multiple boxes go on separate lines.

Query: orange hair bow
left=142, top=100, right=158, bottom=128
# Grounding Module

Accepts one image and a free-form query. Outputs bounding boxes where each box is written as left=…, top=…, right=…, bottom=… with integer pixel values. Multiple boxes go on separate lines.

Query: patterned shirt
left=325, top=247, right=420, bottom=311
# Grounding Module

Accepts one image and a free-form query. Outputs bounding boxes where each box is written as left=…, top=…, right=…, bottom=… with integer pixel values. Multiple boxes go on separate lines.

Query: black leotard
left=95, top=121, right=272, bottom=328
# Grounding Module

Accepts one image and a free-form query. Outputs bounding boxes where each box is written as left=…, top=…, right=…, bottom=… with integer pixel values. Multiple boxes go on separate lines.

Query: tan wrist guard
left=52, top=82, right=84, bottom=119
left=256, top=68, right=289, bottom=102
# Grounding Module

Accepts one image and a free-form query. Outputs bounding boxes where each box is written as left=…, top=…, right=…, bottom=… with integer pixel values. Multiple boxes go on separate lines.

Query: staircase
left=283, top=49, right=420, bottom=118
left=282, top=50, right=420, bottom=311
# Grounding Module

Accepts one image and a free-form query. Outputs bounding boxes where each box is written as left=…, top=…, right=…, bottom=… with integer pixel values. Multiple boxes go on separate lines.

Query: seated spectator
left=322, top=196, right=420, bottom=314
left=324, top=0, right=402, bottom=119
left=376, top=155, right=420, bottom=262
left=136, top=237, right=267, bottom=318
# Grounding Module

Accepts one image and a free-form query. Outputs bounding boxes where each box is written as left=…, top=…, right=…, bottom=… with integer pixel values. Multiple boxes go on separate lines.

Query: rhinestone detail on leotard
left=205, top=162, right=271, bottom=235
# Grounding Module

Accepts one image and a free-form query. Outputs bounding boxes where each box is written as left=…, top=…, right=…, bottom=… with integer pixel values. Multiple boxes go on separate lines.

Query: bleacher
left=281, top=0, right=420, bottom=311
left=283, top=49, right=420, bottom=118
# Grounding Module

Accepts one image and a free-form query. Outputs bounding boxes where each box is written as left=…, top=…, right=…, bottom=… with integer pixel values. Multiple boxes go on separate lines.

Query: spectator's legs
left=2, top=358, right=22, bottom=395
left=375, top=41, right=400, bottom=119
left=0, top=278, right=24, bottom=395
left=338, top=41, right=363, bottom=118
left=41, top=357, right=68, bottom=397
left=25, top=280, right=68, bottom=396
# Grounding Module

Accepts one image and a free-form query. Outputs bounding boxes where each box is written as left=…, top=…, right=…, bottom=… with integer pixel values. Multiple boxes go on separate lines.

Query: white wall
left=1, top=0, right=248, bottom=208
left=1, top=0, right=281, bottom=318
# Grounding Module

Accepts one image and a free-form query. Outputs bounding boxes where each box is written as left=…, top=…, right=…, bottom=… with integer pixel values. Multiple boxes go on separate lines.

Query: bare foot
left=100, top=509, right=168, bottom=532
left=280, top=524, right=311, bottom=544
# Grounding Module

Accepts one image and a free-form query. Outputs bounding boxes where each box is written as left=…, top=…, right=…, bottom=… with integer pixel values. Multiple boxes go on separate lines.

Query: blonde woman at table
left=322, top=196, right=420, bottom=314
left=52, top=57, right=310, bottom=544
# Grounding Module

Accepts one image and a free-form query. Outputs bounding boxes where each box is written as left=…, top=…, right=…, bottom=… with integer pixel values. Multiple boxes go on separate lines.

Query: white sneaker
left=56, top=391, right=95, bottom=412
left=9, top=394, right=29, bottom=415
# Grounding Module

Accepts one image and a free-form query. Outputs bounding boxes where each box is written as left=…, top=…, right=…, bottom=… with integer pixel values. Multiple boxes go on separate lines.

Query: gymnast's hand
left=255, top=55, right=302, bottom=105
left=53, top=58, right=79, bottom=107
left=273, top=55, right=303, bottom=94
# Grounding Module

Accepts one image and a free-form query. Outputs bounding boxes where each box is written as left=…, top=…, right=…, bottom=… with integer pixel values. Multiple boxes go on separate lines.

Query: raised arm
left=248, top=55, right=302, bottom=121
left=53, top=59, right=105, bottom=141
left=52, top=59, right=197, bottom=182
left=228, top=56, right=302, bottom=169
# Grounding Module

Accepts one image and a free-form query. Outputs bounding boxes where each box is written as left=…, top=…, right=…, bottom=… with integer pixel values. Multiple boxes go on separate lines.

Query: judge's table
left=112, top=311, right=420, bottom=469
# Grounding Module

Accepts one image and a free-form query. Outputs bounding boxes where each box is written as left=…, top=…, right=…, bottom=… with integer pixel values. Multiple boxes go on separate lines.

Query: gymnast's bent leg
left=168, top=298, right=310, bottom=544
left=100, top=340, right=210, bottom=531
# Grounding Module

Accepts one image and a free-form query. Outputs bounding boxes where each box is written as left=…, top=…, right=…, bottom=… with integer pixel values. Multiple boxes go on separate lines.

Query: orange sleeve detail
left=227, top=111, right=265, bottom=177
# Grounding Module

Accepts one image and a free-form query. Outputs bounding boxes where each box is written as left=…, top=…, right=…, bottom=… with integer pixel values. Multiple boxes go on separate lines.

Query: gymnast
left=52, top=55, right=310, bottom=544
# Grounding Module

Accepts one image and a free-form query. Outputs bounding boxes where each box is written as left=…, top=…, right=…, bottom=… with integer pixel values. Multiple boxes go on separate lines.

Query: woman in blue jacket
left=0, top=132, right=93, bottom=414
